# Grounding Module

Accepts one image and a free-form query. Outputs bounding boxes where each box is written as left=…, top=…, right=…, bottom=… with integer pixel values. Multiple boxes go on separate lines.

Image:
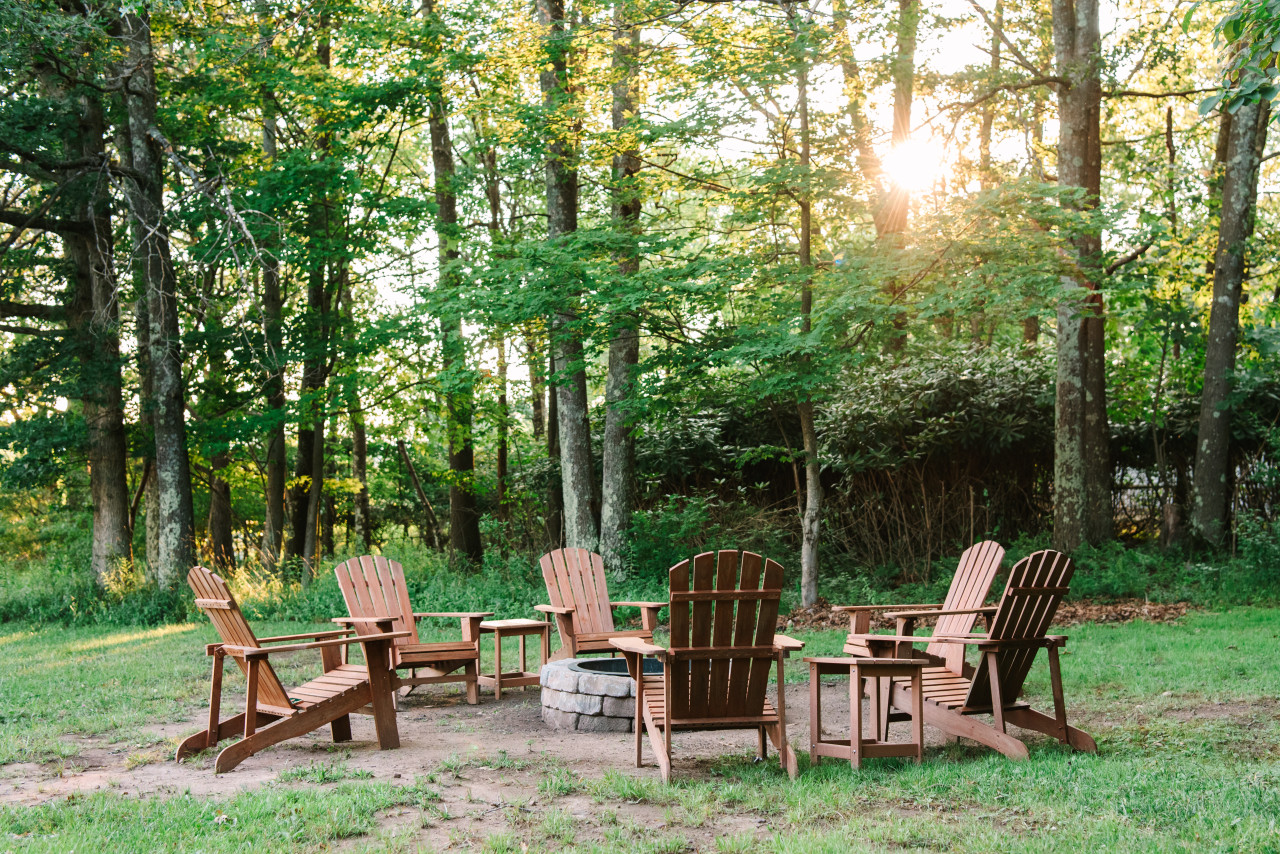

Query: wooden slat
left=743, top=558, right=782, bottom=715
left=570, top=549, right=601, bottom=634
left=668, top=556, right=692, bottom=719
left=193, top=598, right=233, bottom=609
left=589, top=551, right=616, bottom=633
left=726, top=551, right=763, bottom=712
left=685, top=552, right=717, bottom=717
left=539, top=552, right=564, bottom=610
left=707, top=550, right=739, bottom=716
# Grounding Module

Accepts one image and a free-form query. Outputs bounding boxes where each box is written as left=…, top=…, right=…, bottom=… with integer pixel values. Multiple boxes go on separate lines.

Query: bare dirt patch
left=0, top=681, right=956, bottom=809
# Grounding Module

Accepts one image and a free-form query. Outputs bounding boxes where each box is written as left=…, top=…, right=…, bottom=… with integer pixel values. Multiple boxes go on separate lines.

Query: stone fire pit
left=540, top=658, right=663, bottom=733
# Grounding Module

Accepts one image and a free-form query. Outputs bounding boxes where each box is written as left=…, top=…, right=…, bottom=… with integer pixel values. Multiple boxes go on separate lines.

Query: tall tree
left=119, top=6, right=196, bottom=586
left=1051, top=0, right=1110, bottom=552
left=258, top=2, right=287, bottom=571
left=539, top=0, right=598, bottom=551
left=51, top=65, right=131, bottom=583
left=424, top=0, right=483, bottom=564
left=1192, top=98, right=1270, bottom=544
left=791, top=5, right=822, bottom=608
left=599, top=0, right=642, bottom=573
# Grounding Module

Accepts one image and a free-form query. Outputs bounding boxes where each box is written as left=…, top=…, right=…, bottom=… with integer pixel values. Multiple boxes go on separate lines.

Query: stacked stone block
left=540, top=659, right=635, bottom=733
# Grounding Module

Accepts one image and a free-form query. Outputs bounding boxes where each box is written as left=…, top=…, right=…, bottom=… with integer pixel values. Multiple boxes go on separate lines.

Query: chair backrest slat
left=926, top=540, right=1005, bottom=671
left=334, top=556, right=419, bottom=649
left=667, top=550, right=782, bottom=721
left=964, top=549, right=1074, bottom=709
left=540, top=548, right=616, bottom=637
left=188, top=566, right=293, bottom=711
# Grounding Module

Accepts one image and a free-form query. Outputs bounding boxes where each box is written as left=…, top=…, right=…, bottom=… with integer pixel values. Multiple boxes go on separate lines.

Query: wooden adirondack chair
left=333, top=555, right=490, bottom=704
left=176, top=566, right=406, bottom=773
left=611, top=550, right=803, bottom=783
left=834, top=539, right=1005, bottom=674
left=847, top=549, right=1097, bottom=760
left=535, top=548, right=665, bottom=660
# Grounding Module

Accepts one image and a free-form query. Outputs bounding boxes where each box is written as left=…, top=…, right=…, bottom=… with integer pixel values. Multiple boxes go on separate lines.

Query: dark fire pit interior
left=571, top=658, right=663, bottom=676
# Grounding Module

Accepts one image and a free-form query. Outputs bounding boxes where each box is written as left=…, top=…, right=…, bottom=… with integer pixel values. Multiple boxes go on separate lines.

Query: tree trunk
left=301, top=413, right=324, bottom=578
left=545, top=346, right=564, bottom=547
left=59, top=89, right=130, bottom=586
left=831, top=0, right=885, bottom=203
left=497, top=333, right=509, bottom=523
left=259, top=8, right=286, bottom=570
left=397, top=439, right=441, bottom=549
left=352, top=406, right=372, bottom=551
left=119, top=9, right=195, bottom=587
left=539, top=0, right=598, bottom=551
left=1051, top=0, right=1109, bottom=551
left=978, top=0, right=1002, bottom=188
left=877, top=0, right=919, bottom=239
left=207, top=449, right=236, bottom=571
left=794, top=28, right=822, bottom=608
left=527, top=332, right=546, bottom=440
left=424, top=0, right=483, bottom=565
left=600, top=3, right=642, bottom=574
left=1192, top=98, right=1269, bottom=544
left=135, top=296, right=160, bottom=577
left=321, top=438, right=335, bottom=558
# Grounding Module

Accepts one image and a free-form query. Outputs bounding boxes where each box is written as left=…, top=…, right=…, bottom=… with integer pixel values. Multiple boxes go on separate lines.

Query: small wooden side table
left=478, top=619, right=551, bottom=699
left=805, top=656, right=925, bottom=769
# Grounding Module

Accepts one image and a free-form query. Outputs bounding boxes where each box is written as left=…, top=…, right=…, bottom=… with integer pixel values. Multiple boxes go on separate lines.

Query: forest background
left=2, top=0, right=1279, bottom=626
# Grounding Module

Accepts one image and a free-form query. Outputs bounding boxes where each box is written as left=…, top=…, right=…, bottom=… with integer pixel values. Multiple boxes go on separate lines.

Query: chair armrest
left=231, top=631, right=411, bottom=659
left=610, top=636, right=667, bottom=658
left=832, top=603, right=941, bottom=613
left=257, top=629, right=353, bottom=644
left=414, top=612, right=494, bottom=619
left=611, top=601, right=666, bottom=610
left=884, top=606, right=997, bottom=620
left=805, top=655, right=921, bottom=666
left=845, top=633, right=934, bottom=645
left=534, top=604, right=574, bottom=615
left=773, top=634, right=804, bottom=652
left=932, top=635, right=1066, bottom=649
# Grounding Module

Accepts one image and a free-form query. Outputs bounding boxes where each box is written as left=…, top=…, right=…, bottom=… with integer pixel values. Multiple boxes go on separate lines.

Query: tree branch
left=0, top=208, right=92, bottom=235
left=1105, top=237, right=1156, bottom=275
left=966, top=0, right=1044, bottom=76
left=1103, top=87, right=1217, bottom=99
left=0, top=300, right=62, bottom=321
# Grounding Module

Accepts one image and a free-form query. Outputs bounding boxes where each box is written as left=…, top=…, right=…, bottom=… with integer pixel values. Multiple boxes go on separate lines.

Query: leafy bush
left=625, top=492, right=797, bottom=592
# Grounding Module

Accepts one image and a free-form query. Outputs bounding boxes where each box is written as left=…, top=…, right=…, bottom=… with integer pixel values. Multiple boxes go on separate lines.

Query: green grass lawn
left=2, top=610, right=1279, bottom=852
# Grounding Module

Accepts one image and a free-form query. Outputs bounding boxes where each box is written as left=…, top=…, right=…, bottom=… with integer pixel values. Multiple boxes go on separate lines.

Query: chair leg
left=985, top=651, right=1006, bottom=734
left=465, top=660, right=480, bottom=705
left=764, top=720, right=798, bottom=779
left=176, top=713, right=249, bottom=762
left=807, top=661, right=821, bottom=767
left=215, top=687, right=372, bottom=773
left=1046, top=645, right=1069, bottom=743
left=243, top=659, right=261, bottom=739
left=758, top=726, right=767, bottom=760
left=330, top=714, right=353, bottom=743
